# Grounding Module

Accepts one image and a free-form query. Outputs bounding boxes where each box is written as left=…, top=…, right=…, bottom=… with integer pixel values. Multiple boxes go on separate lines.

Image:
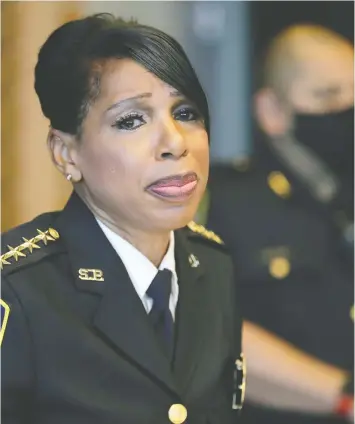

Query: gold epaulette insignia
left=187, top=221, right=223, bottom=245
left=1, top=228, right=60, bottom=269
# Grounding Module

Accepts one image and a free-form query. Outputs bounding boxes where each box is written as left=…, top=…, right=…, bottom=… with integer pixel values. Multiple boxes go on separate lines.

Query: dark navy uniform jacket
left=1, top=192, right=244, bottom=424
left=207, top=141, right=353, bottom=424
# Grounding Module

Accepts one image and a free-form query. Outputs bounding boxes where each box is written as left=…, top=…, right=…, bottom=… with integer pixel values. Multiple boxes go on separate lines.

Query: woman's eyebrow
left=105, top=90, right=184, bottom=114
left=106, top=93, right=152, bottom=113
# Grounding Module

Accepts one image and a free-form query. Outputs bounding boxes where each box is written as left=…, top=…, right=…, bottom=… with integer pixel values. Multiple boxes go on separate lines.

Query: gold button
left=48, top=228, right=60, bottom=239
left=269, top=257, right=290, bottom=279
left=267, top=171, right=291, bottom=198
left=168, top=404, right=187, bottom=424
left=350, top=305, right=354, bottom=321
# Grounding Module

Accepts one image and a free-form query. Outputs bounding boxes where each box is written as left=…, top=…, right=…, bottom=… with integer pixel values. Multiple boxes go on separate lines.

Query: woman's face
left=71, top=59, right=209, bottom=232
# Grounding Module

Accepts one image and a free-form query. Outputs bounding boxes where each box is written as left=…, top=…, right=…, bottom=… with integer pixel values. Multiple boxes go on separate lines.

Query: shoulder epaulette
left=187, top=221, right=224, bottom=245
left=1, top=227, right=60, bottom=271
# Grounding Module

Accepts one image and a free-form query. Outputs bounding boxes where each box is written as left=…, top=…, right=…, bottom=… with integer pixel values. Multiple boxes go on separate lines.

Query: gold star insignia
left=36, top=229, right=55, bottom=245
left=7, top=245, right=26, bottom=261
left=21, top=237, right=40, bottom=253
left=187, top=221, right=223, bottom=244
left=0, top=257, right=11, bottom=269
left=1, top=228, right=60, bottom=270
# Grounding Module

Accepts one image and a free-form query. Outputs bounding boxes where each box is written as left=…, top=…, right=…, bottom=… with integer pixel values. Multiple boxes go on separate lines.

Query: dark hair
left=35, top=13, right=209, bottom=137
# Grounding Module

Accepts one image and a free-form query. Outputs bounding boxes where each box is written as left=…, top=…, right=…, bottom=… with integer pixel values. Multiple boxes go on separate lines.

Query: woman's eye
left=174, top=107, right=200, bottom=122
left=113, top=114, right=146, bottom=131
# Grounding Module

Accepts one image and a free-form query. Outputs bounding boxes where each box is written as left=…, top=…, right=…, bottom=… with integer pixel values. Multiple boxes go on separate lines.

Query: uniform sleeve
left=2, top=276, right=35, bottom=424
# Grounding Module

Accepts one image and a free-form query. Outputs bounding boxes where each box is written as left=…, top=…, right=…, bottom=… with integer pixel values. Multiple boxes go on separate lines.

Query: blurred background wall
left=1, top=1, right=353, bottom=231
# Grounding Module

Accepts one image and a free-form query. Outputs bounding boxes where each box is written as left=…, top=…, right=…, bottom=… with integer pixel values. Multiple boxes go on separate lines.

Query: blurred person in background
left=207, top=24, right=354, bottom=424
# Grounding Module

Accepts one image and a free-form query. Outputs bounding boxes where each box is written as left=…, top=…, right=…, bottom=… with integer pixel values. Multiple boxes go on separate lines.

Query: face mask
left=293, top=107, right=354, bottom=179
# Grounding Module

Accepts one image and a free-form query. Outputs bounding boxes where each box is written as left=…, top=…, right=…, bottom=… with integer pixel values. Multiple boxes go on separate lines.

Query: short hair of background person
left=254, top=24, right=354, bottom=137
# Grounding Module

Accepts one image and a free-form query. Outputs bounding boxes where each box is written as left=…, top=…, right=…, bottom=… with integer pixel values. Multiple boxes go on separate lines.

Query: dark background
left=251, top=1, right=354, bottom=55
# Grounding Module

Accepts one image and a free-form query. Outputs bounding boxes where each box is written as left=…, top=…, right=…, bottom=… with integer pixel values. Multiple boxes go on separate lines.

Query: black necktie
left=147, top=269, right=174, bottom=357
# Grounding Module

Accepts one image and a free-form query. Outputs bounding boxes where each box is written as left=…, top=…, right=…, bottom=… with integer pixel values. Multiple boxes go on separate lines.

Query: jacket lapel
left=54, top=192, right=177, bottom=394
left=172, top=230, right=210, bottom=394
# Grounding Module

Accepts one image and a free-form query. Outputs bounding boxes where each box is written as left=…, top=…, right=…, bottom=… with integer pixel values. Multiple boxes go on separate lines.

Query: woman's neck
left=78, top=191, right=172, bottom=267
left=102, top=219, right=171, bottom=267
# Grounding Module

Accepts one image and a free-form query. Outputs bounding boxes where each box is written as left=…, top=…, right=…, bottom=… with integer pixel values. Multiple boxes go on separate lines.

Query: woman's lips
left=146, top=172, right=198, bottom=199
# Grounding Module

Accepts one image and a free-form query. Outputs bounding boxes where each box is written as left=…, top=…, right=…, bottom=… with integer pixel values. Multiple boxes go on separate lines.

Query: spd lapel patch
left=0, top=299, right=10, bottom=346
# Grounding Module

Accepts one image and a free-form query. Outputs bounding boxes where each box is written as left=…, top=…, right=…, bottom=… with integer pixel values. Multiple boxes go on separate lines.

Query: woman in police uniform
left=1, top=14, right=244, bottom=424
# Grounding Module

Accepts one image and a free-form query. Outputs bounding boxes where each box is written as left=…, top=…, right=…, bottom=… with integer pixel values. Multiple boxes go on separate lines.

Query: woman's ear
left=254, top=88, right=292, bottom=137
left=47, top=129, right=82, bottom=183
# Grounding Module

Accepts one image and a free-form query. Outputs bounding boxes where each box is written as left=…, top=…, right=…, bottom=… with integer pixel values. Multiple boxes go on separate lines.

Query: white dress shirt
left=96, top=219, right=179, bottom=320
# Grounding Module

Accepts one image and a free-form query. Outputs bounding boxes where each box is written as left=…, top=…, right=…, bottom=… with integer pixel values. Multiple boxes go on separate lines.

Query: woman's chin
left=150, top=206, right=199, bottom=232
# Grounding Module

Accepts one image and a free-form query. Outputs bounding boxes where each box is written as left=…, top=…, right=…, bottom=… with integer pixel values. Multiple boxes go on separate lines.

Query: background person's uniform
left=207, top=137, right=354, bottom=424
left=1, top=192, right=244, bottom=424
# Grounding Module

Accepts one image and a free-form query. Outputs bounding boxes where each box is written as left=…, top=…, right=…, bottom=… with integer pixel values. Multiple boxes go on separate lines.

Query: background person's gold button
left=269, top=257, right=290, bottom=279
left=168, top=404, right=187, bottom=424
